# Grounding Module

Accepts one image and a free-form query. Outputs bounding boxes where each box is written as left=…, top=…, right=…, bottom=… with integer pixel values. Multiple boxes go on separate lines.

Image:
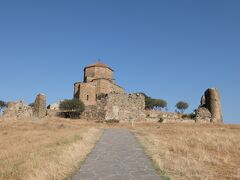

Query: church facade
left=74, top=61, right=124, bottom=106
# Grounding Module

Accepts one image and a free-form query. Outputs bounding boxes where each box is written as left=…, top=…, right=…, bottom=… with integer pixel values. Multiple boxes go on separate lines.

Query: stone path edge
left=131, top=130, right=171, bottom=180
left=68, top=129, right=104, bottom=179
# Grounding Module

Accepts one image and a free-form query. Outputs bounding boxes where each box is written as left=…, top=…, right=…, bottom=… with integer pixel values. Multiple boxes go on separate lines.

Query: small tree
left=0, top=100, right=7, bottom=114
left=175, top=101, right=189, bottom=113
left=145, top=95, right=155, bottom=110
left=153, top=99, right=167, bottom=111
left=140, top=93, right=167, bottom=111
left=59, top=99, right=85, bottom=119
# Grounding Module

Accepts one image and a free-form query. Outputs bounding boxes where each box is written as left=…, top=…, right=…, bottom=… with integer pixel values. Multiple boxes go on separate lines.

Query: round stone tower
left=84, top=61, right=114, bottom=83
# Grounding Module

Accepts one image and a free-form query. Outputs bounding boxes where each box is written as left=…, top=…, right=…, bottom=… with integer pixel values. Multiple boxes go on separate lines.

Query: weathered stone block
left=33, top=93, right=46, bottom=118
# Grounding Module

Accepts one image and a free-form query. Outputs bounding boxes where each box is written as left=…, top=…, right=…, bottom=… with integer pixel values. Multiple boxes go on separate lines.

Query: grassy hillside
left=134, top=123, right=240, bottom=180
left=0, top=118, right=102, bottom=180
left=0, top=118, right=239, bottom=180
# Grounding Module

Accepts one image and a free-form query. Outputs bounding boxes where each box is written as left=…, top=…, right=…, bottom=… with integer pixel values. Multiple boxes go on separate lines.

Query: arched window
left=87, top=95, right=89, bottom=101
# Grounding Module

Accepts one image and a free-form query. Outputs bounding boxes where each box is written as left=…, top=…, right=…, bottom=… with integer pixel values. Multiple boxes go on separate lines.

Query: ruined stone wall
left=204, top=88, right=223, bottom=123
left=102, top=93, right=145, bottom=122
left=145, top=110, right=187, bottom=123
left=195, top=88, right=223, bottom=123
left=3, top=101, right=32, bottom=120
left=33, top=93, right=46, bottom=118
left=81, top=105, right=106, bottom=120
left=81, top=93, right=145, bottom=122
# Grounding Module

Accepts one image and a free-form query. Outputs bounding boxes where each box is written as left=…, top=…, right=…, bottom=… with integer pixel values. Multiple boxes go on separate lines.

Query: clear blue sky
left=0, top=0, right=239, bottom=124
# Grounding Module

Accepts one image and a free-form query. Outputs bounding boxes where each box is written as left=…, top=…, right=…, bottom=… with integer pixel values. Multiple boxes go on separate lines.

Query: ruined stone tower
left=74, top=61, right=124, bottom=106
left=204, top=88, right=223, bottom=123
left=195, top=88, right=223, bottom=123
left=33, top=93, right=47, bottom=119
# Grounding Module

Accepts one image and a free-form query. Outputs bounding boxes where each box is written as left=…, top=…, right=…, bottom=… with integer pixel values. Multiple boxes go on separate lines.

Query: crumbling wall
left=46, top=102, right=60, bottom=117
left=81, top=93, right=145, bottom=122
left=81, top=105, right=106, bottom=120
left=3, top=100, right=32, bottom=120
left=145, top=110, right=182, bottom=122
left=33, top=93, right=47, bottom=119
left=195, top=88, right=223, bottom=123
left=195, top=107, right=212, bottom=123
left=145, top=110, right=196, bottom=123
left=102, top=93, right=145, bottom=122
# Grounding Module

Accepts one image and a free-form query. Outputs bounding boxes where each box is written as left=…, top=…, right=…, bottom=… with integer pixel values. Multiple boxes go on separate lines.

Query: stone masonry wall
left=81, top=93, right=145, bottom=122
left=79, top=83, right=96, bottom=106
left=101, top=93, right=146, bottom=122
left=75, top=80, right=124, bottom=106
left=95, top=79, right=124, bottom=95
left=145, top=110, right=184, bottom=123
left=85, top=66, right=113, bottom=83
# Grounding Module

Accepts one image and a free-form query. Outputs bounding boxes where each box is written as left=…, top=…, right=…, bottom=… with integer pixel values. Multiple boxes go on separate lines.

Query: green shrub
left=189, top=113, right=196, bottom=119
left=182, top=113, right=196, bottom=119
left=106, top=119, right=120, bottom=123
left=59, top=99, right=85, bottom=119
left=158, top=117, right=164, bottom=123
left=140, top=93, right=167, bottom=110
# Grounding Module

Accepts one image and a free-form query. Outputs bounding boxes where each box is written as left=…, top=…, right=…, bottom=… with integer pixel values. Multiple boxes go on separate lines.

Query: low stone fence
left=145, top=110, right=195, bottom=123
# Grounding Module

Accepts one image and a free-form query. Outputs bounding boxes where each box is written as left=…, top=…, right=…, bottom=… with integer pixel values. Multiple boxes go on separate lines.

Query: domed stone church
left=74, top=61, right=124, bottom=106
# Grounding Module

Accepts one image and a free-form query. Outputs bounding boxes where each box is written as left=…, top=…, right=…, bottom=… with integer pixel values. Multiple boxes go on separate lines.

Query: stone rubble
left=3, top=100, right=32, bottom=120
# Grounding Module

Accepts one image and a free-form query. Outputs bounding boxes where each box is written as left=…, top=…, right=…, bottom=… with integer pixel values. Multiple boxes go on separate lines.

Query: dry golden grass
left=0, top=118, right=103, bottom=180
left=133, top=123, right=240, bottom=180
left=1, top=118, right=239, bottom=180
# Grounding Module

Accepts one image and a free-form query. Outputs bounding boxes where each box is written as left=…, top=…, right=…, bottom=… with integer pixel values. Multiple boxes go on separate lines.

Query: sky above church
left=0, top=0, right=239, bottom=124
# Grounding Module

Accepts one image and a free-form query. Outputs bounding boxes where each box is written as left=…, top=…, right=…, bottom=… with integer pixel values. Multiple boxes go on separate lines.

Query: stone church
left=74, top=61, right=125, bottom=106
left=1, top=61, right=223, bottom=123
left=73, top=61, right=146, bottom=121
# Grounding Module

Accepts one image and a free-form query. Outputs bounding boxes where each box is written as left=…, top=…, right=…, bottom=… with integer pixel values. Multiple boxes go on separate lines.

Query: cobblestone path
left=72, top=129, right=161, bottom=180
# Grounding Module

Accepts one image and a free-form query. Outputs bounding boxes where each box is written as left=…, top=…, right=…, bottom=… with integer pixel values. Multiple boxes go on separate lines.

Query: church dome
left=85, top=61, right=113, bottom=71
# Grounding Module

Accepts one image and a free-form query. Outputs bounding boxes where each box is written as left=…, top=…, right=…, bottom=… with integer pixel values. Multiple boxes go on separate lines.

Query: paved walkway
left=72, top=129, right=161, bottom=180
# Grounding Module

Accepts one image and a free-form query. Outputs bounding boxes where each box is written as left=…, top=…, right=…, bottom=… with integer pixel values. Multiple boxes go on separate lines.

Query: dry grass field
left=0, top=118, right=103, bottom=180
left=0, top=117, right=239, bottom=180
left=133, top=123, right=240, bottom=180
